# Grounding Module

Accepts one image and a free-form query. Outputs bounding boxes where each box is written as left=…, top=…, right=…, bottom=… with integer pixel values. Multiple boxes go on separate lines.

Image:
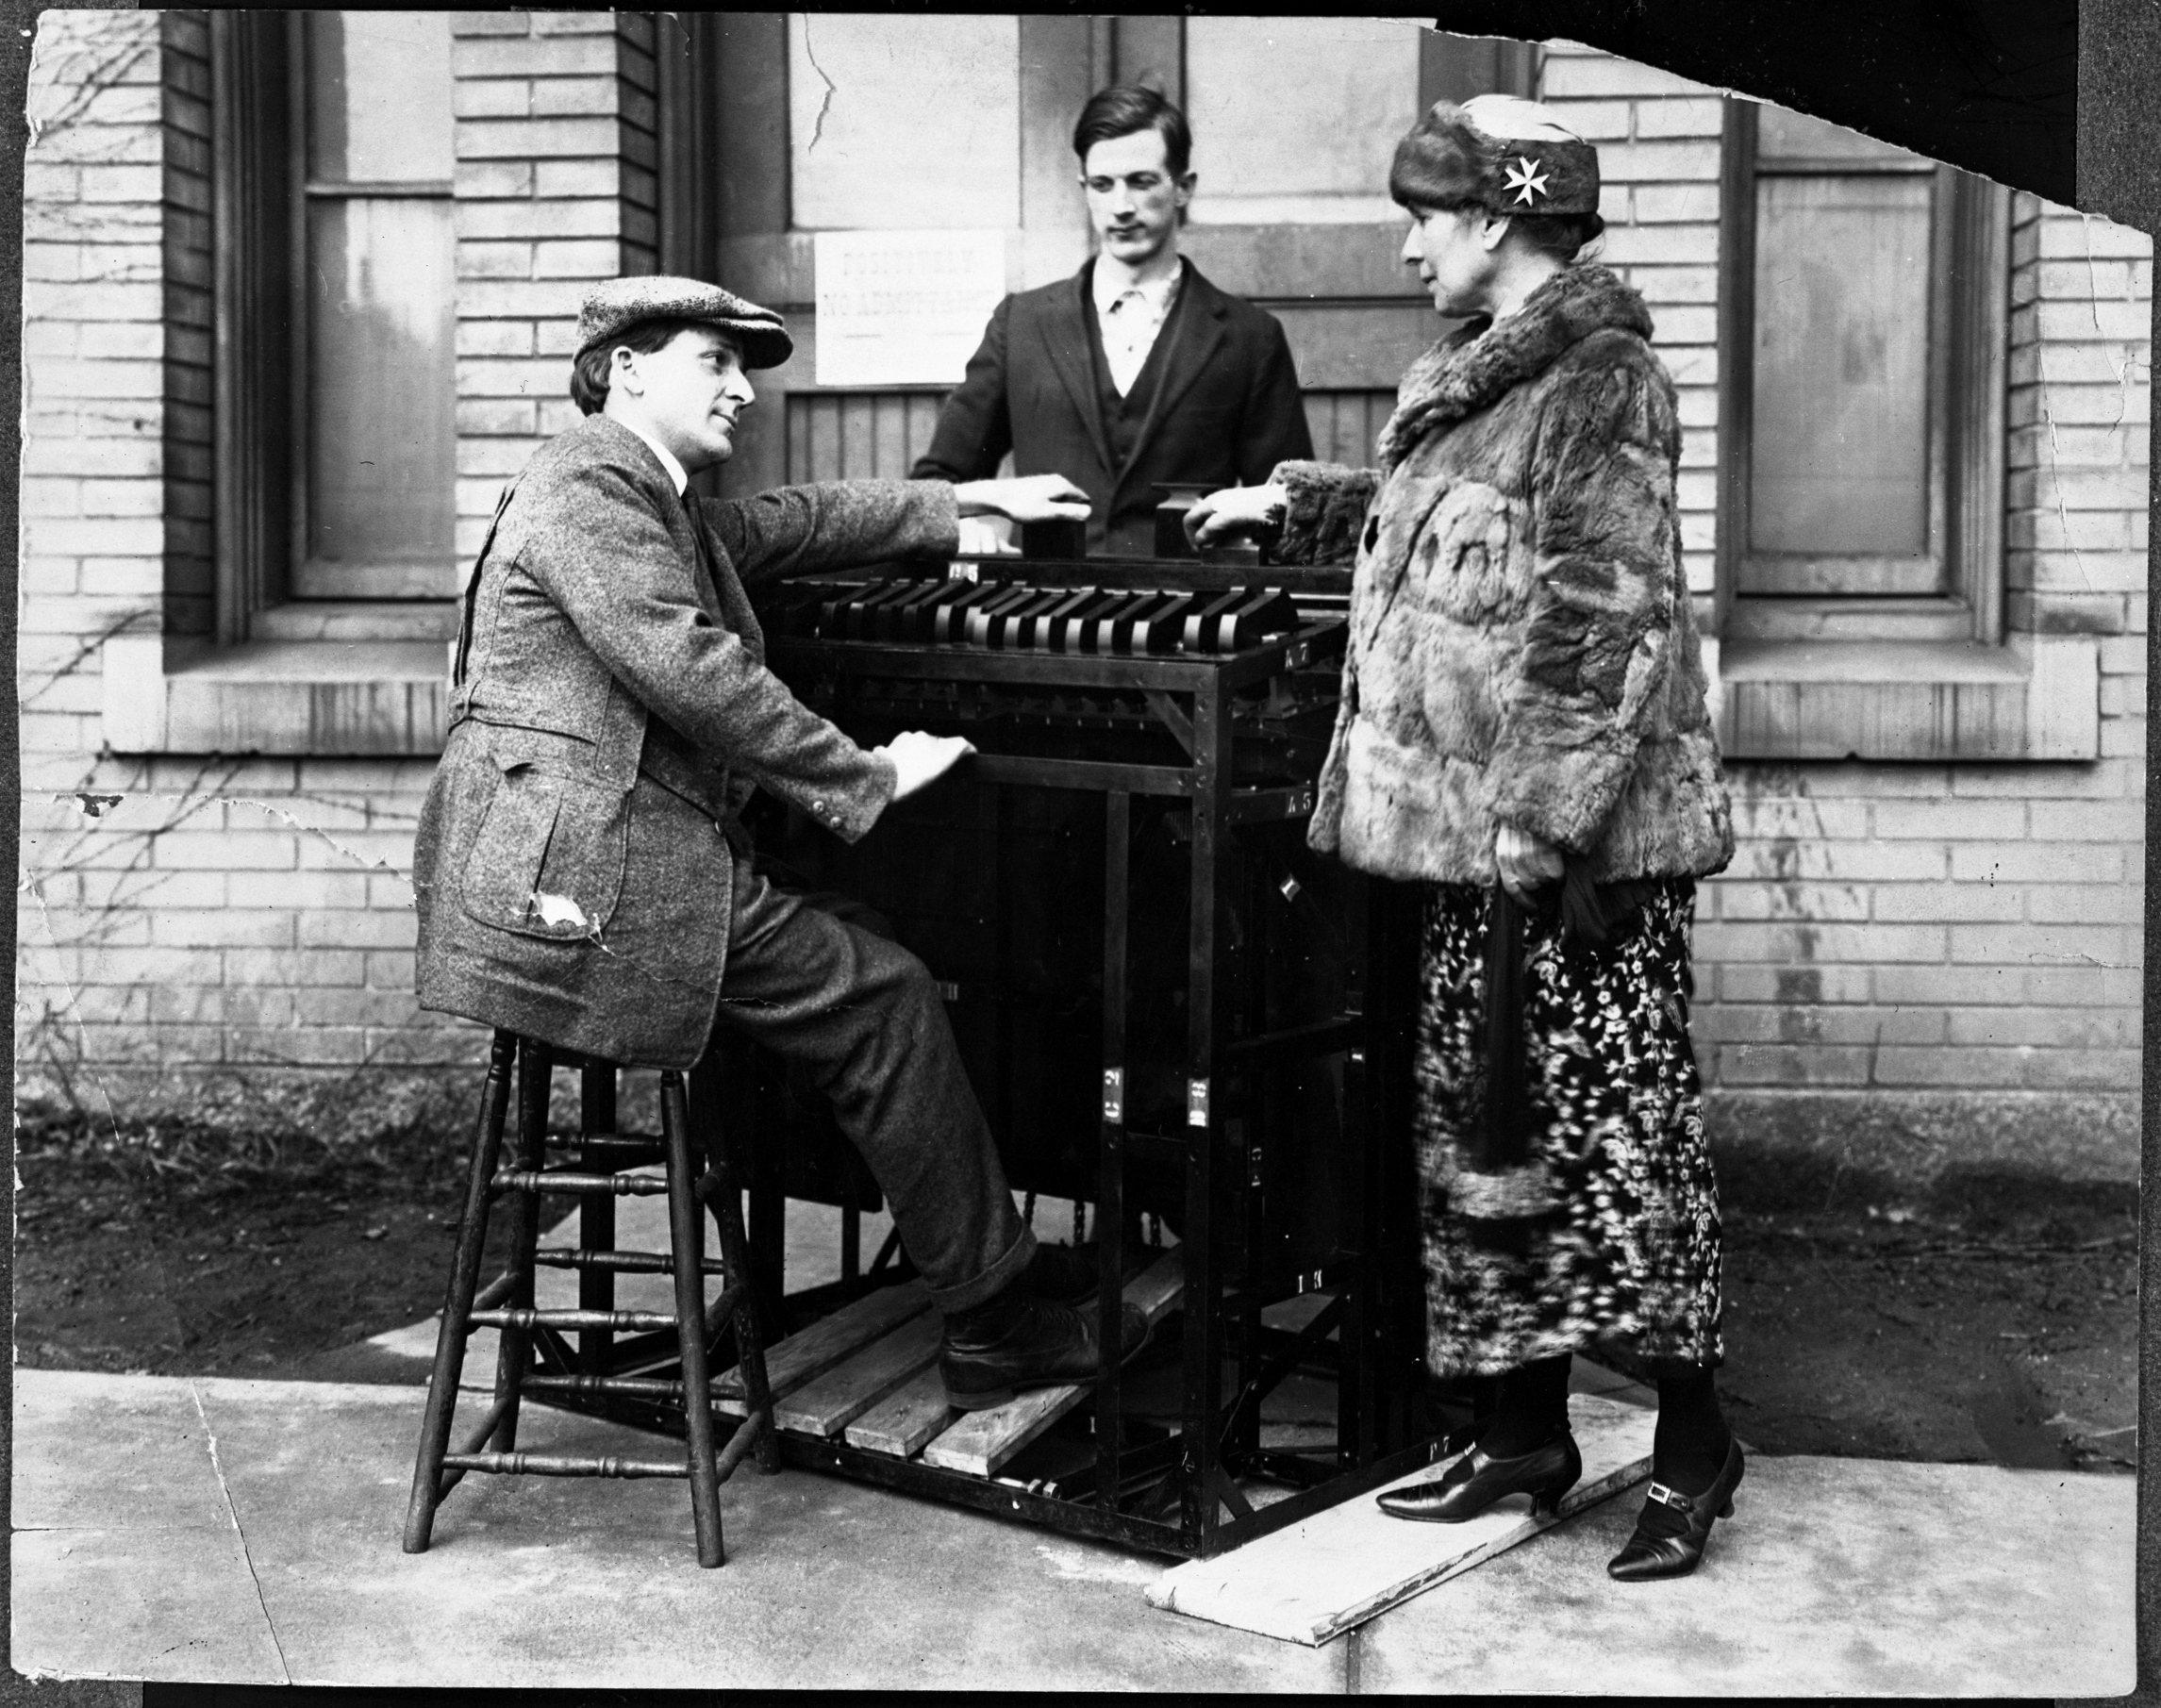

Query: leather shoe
left=1377, top=1425, right=1582, bottom=1523
left=1607, top=1437, right=1745, bottom=1581
left=1024, top=1240, right=1107, bottom=1305
left=940, top=1285, right=1151, bottom=1411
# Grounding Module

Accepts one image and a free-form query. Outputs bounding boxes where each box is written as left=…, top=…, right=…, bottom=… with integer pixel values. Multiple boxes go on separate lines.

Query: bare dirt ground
left=11, top=1086, right=2136, bottom=1476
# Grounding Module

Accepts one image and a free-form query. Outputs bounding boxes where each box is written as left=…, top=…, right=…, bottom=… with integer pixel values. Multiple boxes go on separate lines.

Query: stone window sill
left=102, top=632, right=453, bottom=756
left=1709, top=635, right=2100, bottom=762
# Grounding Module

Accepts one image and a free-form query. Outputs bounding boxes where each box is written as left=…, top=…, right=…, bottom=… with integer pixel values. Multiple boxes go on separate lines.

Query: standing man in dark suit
left=414, top=276, right=1145, bottom=1407
left=912, top=85, right=1315, bottom=556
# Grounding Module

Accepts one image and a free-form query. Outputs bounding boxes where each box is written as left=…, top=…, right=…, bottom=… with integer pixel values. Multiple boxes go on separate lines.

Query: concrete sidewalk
left=10, top=1368, right=2136, bottom=1694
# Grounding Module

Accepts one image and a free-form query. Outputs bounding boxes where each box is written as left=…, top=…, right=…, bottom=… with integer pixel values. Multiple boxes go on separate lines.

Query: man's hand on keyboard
left=876, top=730, right=976, bottom=803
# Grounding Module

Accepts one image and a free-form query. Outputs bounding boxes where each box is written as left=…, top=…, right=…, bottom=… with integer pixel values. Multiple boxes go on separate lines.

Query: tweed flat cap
left=574, top=275, right=793, bottom=370
left=1390, top=93, right=1601, bottom=221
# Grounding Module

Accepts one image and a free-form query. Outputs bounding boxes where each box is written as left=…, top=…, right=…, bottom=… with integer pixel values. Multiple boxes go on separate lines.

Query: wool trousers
left=711, top=859, right=1036, bottom=1314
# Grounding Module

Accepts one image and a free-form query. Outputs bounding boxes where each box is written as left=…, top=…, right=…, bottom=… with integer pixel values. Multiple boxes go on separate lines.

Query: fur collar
left=1375, top=263, right=1654, bottom=471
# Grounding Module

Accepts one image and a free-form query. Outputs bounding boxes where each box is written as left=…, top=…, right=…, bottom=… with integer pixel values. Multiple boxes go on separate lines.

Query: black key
left=843, top=579, right=917, bottom=640
left=1090, top=590, right=1162, bottom=655
left=987, top=588, right=1061, bottom=649
left=1211, top=588, right=1301, bottom=653
left=1028, top=583, right=1097, bottom=644
left=873, top=580, right=951, bottom=642
left=906, top=581, right=977, bottom=643
left=1179, top=589, right=1248, bottom=654
left=932, top=582, right=1003, bottom=644
left=1131, top=591, right=1202, bottom=654
left=963, top=584, right=1039, bottom=647
left=1051, top=589, right=1125, bottom=652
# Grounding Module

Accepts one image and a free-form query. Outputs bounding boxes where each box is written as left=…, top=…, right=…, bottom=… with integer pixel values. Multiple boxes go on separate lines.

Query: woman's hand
left=1184, top=482, right=1288, bottom=549
left=952, top=473, right=1090, bottom=524
left=1494, top=822, right=1564, bottom=902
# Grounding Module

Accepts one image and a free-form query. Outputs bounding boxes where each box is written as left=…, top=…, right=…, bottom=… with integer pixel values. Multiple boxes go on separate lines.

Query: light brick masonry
left=13, top=17, right=2155, bottom=1118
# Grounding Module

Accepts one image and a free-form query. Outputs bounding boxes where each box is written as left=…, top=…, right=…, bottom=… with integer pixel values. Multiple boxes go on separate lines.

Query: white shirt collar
left=619, top=418, right=689, bottom=496
left=1091, top=252, right=1184, bottom=316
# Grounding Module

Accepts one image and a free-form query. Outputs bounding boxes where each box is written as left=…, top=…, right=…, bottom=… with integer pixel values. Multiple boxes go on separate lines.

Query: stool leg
left=662, top=1070, right=726, bottom=1567
left=577, top=1059, right=618, bottom=1381
left=405, top=1030, right=517, bottom=1553
left=693, top=1061, right=782, bottom=1477
left=490, top=1036, right=552, bottom=1453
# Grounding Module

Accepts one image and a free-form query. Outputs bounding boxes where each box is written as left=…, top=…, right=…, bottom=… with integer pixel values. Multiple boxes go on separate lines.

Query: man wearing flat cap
left=414, top=275, right=1147, bottom=1405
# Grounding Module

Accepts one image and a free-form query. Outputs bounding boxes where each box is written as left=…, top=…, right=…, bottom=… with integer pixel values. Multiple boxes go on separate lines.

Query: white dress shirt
left=619, top=417, right=690, bottom=496
left=1092, top=257, right=1186, bottom=398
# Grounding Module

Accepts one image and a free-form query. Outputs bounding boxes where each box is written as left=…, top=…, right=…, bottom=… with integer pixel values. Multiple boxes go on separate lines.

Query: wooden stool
left=402, top=1030, right=778, bottom=1567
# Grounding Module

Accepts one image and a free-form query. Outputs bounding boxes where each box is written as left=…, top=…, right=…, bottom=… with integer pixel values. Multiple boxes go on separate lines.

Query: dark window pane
left=304, top=197, right=457, bottom=589
left=307, top=10, right=453, bottom=184
left=1749, top=174, right=1934, bottom=559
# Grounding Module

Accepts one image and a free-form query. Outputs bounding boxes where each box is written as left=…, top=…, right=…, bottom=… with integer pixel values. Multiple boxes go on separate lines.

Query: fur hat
left=575, top=275, right=793, bottom=370
left=1389, top=93, right=1601, bottom=220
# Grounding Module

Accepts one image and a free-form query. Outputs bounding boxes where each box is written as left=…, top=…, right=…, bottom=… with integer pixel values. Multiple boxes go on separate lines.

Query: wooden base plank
left=919, top=1248, right=1184, bottom=1478
left=1144, top=1392, right=1656, bottom=1645
left=714, top=1281, right=929, bottom=1416
left=773, top=1311, right=944, bottom=1438
left=844, top=1367, right=959, bottom=1459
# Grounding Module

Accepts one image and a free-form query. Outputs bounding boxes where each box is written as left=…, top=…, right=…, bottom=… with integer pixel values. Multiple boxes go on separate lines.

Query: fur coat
left=1273, top=262, right=1732, bottom=887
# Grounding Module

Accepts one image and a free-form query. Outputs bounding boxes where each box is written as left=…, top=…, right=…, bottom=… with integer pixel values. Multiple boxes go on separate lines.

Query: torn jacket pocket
left=459, top=755, right=630, bottom=940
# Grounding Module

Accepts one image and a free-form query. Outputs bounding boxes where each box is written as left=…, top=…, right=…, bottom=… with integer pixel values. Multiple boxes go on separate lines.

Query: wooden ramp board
left=919, top=1248, right=1185, bottom=1478
left=773, top=1311, right=944, bottom=1438
left=844, top=1366, right=956, bottom=1458
left=714, top=1281, right=929, bottom=1417
left=1144, top=1392, right=1656, bottom=1646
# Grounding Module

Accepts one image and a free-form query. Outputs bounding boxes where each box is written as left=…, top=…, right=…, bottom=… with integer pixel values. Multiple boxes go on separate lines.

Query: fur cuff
left=1272, top=460, right=1378, bottom=566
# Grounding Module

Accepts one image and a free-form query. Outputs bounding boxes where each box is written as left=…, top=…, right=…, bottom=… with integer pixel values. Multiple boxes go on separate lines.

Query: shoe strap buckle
left=1645, top=1481, right=1691, bottom=1512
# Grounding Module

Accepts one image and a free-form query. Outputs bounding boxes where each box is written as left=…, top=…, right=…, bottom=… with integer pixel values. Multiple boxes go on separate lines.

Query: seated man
left=912, top=84, right=1315, bottom=556
left=413, top=275, right=1145, bottom=1408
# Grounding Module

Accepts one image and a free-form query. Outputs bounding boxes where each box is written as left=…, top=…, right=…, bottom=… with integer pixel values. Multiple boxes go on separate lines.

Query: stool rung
left=441, top=1451, right=689, bottom=1481
left=524, top=1372, right=686, bottom=1401
left=469, top=1307, right=681, bottom=1333
left=532, top=1246, right=726, bottom=1276
left=715, top=1410, right=767, bottom=1480
left=544, top=1133, right=664, bottom=1152
left=490, top=1169, right=671, bottom=1197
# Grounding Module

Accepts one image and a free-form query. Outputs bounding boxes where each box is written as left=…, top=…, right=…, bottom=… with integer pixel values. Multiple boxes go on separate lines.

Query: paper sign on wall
left=813, top=229, right=1006, bottom=388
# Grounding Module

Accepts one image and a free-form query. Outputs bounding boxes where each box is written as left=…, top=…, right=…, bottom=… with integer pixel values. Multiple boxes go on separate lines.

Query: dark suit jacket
left=414, top=413, right=959, bottom=1069
left=911, top=258, right=1314, bottom=556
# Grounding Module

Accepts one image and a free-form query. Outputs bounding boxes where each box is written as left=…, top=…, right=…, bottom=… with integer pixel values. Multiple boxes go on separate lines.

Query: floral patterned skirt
left=1413, top=879, right=1723, bottom=1378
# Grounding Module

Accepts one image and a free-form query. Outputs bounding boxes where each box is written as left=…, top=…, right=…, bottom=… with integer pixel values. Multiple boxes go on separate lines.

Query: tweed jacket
left=910, top=259, right=1313, bottom=556
left=413, top=412, right=960, bottom=1069
left=1277, top=263, right=1733, bottom=887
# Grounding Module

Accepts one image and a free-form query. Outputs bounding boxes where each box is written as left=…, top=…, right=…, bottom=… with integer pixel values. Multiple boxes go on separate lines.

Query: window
left=1719, top=102, right=2008, bottom=644
left=291, top=11, right=457, bottom=599
left=208, top=10, right=458, bottom=637
left=1713, top=101, right=2095, bottom=763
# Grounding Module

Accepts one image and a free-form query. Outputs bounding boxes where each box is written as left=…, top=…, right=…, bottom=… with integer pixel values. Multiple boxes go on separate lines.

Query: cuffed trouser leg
left=711, top=860, right=1035, bottom=1313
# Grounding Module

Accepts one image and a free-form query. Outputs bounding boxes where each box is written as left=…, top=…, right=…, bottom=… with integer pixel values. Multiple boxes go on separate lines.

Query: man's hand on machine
left=1185, top=482, right=1288, bottom=549
left=951, top=473, right=1091, bottom=524
left=875, top=730, right=977, bottom=803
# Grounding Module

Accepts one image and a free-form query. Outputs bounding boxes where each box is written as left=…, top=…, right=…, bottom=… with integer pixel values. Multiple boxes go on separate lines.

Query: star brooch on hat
left=1504, top=156, right=1551, bottom=207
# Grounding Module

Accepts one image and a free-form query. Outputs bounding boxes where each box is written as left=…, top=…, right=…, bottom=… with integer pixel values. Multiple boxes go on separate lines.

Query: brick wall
left=1539, top=41, right=2152, bottom=1095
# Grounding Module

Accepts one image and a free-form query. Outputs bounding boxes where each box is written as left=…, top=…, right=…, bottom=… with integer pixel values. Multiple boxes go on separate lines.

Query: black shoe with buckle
left=1376, top=1424, right=1583, bottom=1523
left=939, top=1285, right=1151, bottom=1411
left=1607, top=1437, right=1745, bottom=1582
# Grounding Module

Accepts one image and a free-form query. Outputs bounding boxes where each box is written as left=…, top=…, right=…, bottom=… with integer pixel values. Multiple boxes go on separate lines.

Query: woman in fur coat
left=1192, top=94, right=1739, bottom=1581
